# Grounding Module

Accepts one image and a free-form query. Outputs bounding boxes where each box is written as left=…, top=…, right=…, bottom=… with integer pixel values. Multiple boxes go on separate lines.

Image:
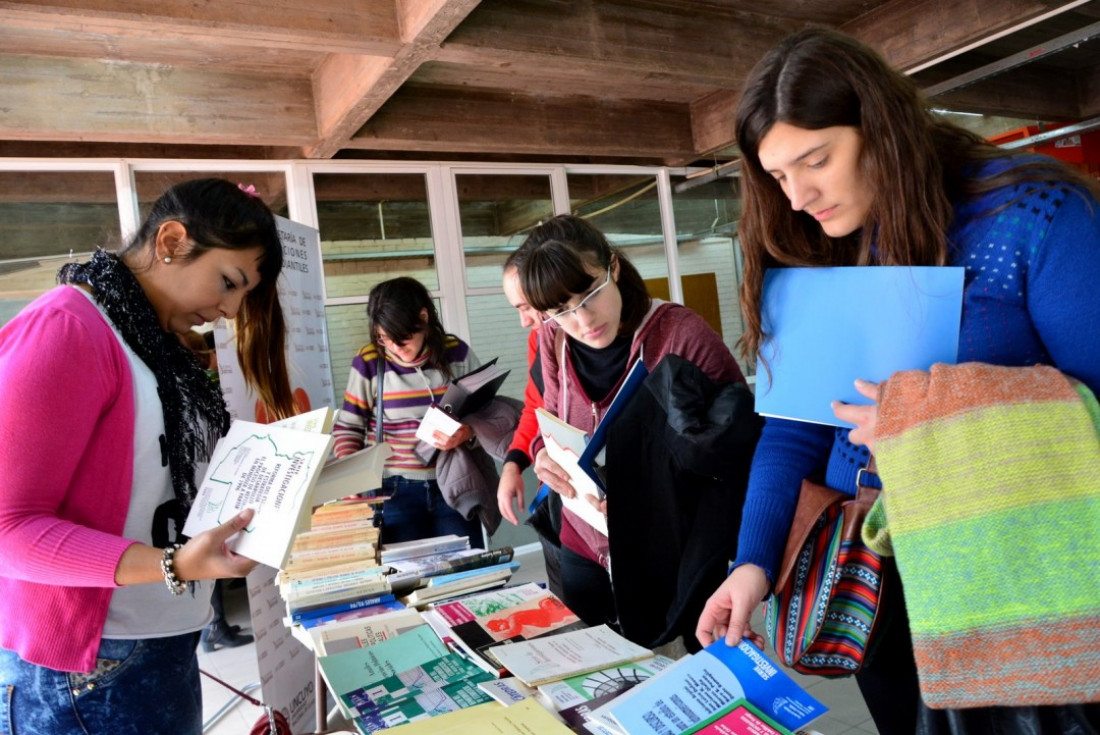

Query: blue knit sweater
left=735, top=160, right=1100, bottom=582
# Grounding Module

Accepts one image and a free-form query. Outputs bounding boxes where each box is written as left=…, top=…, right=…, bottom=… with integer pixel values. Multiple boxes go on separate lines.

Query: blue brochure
left=578, top=358, right=648, bottom=491
left=593, top=639, right=827, bottom=733
left=755, top=266, right=964, bottom=427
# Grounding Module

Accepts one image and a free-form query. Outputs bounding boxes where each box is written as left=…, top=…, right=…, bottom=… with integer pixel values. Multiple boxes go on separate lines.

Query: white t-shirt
left=77, top=290, right=213, bottom=637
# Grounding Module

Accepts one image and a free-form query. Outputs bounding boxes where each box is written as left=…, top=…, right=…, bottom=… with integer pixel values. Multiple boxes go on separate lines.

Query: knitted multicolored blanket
left=866, top=362, right=1100, bottom=709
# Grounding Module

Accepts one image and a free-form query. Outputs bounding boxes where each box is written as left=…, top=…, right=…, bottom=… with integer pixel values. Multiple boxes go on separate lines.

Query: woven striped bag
left=764, top=473, right=885, bottom=677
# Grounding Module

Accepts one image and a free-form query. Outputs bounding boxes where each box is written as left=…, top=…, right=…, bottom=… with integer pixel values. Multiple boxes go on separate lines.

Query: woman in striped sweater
left=332, top=277, right=486, bottom=548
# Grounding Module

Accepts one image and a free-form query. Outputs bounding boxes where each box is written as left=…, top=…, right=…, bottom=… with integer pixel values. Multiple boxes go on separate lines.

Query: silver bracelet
left=160, top=543, right=186, bottom=596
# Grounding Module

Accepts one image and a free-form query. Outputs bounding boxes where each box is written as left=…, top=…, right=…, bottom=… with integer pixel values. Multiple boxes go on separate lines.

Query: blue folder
left=755, top=266, right=964, bottom=428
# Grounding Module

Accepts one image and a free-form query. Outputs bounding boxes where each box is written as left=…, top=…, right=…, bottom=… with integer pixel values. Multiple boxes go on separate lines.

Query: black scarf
left=58, top=250, right=230, bottom=513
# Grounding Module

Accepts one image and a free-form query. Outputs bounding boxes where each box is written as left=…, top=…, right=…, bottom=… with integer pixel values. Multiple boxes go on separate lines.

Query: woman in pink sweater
left=0, top=179, right=294, bottom=734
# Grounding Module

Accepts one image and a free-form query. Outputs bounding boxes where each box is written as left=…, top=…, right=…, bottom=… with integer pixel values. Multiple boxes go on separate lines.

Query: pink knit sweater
left=0, top=286, right=139, bottom=672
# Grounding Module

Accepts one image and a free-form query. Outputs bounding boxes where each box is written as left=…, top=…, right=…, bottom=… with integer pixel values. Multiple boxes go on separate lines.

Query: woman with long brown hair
left=696, top=28, right=1100, bottom=733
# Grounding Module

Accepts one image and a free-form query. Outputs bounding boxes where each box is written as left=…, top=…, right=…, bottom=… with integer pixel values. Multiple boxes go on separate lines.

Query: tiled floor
left=197, top=548, right=878, bottom=734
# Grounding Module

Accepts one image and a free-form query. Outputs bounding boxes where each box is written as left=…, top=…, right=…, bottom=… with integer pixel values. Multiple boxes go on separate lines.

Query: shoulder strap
left=553, top=325, right=568, bottom=416
left=375, top=353, right=386, bottom=445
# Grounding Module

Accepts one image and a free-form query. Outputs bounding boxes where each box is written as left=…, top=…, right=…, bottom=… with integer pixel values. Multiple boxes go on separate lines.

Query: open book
left=415, top=359, right=511, bottom=463
left=439, top=358, right=510, bottom=417
left=755, top=266, right=963, bottom=427
left=586, top=639, right=827, bottom=735
left=535, top=358, right=648, bottom=535
left=183, top=407, right=390, bottom=569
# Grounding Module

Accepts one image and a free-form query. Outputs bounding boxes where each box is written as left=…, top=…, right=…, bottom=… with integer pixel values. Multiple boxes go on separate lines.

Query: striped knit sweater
left=867, top=362, right=1100, bottom=709
left=332, top=336, right=478, bottom=481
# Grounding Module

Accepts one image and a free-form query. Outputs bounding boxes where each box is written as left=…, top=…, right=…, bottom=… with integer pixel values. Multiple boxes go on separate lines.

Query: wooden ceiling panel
left=841, top=0, right=1089, bottom=72
left=0, top=0, right=1095, bottom=164
left=436, top=0, right=803, bottom=89
left=348, top=85, right=695, bottom=160
left=0, top=0, right=402, bottom=57
left=408, top=61, right=713, bottom=104
left=0, top=30, right=323, bottom=76
left=928, top=64, right=1084, bottom=119
left=0, top=54, right=317, bottom=144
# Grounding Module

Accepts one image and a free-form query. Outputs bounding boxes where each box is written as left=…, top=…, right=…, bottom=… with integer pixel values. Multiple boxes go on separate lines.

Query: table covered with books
left=277, top=499, right=830, bottom=735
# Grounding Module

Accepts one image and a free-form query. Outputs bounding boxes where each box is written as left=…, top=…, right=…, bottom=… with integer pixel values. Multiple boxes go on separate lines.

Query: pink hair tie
left=237, top=183, right=260, bottom=198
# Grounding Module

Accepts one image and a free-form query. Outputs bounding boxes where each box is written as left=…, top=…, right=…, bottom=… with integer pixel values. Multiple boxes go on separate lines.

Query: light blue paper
left=755, top=266, right=963, bottom=427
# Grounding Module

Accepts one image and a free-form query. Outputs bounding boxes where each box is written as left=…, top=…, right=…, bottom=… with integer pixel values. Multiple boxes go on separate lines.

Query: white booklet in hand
left=536, top=408, right=608, bottom=536
left=415, top=404, right=462, bottom=446
left=183, top=415, right=335, bottom=569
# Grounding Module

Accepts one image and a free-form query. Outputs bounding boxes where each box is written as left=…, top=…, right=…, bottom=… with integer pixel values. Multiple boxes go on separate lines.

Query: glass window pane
left=0, top=170, right=121, bottom=326
left=466, top=291, right=540, bottom=546
left=669, top=174, right=752, bottom=377
left=315, top=173, right=437, bottom=298
left=456, top=174, right=553, bottom=288
left=325, top=302, right=371, bottom=407
left=567, top=172, right=669, bottom=303
left=465, top=294, right=531, bottom=407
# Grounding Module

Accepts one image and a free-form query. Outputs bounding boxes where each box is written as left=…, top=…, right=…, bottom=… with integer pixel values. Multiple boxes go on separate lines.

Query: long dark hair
left=122, top=178, right=294, bottom=419
left=517, top=214, right=650, bottom=337
left=735, top=28, right=1099, bottom=363
left=367, top=276, right=455, bottom=379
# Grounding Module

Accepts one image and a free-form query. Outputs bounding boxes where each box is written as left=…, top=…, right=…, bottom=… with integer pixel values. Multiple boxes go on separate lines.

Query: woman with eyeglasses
left=332, top=276, right=489, bottom=549
left=518, top=214, right=746, bottom=629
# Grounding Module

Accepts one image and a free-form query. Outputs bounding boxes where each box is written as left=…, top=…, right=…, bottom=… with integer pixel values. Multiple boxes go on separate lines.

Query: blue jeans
left=0, top=633, right=202, bottom=735
left=379, top=476, right=485, bottom=549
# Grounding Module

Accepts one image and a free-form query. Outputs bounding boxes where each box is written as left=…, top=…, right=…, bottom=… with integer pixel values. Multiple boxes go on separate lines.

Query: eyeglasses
left=542, top=267, right=612, bottom=324
left=376, top=328, right=419, bottom=348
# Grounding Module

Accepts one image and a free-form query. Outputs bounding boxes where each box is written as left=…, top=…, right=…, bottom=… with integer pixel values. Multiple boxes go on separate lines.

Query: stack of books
left=378, top=535, right=521, bottom=608
left=279, top=498, right=394, bottom=629
left=315, top=584, right=601, bottom=734
left=385, top=545, right=517, bottom=597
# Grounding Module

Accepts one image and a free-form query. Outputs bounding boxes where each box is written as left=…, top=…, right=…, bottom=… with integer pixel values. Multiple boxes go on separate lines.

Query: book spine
left=282, top=568, right=387, bottom=594
left=292, top=532, right=379, bottom=550
left=287, top=542, right=377, bottom=564
left=380, top=539, right=470, bottom=563
left=284, top=581, right=387, bottom=604
left=436, top=547, right=514, bottom=575
left=299, top=519, right=378, bottom=534
left=290, top=593, right=397, bottom=624
left=286, top=586, right=393, bottom=613
left=277, top=559, right=380, bottom=585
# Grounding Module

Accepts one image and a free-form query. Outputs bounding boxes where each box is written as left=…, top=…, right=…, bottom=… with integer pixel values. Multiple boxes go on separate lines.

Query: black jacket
left=606, top=354, right=762, bottom=651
